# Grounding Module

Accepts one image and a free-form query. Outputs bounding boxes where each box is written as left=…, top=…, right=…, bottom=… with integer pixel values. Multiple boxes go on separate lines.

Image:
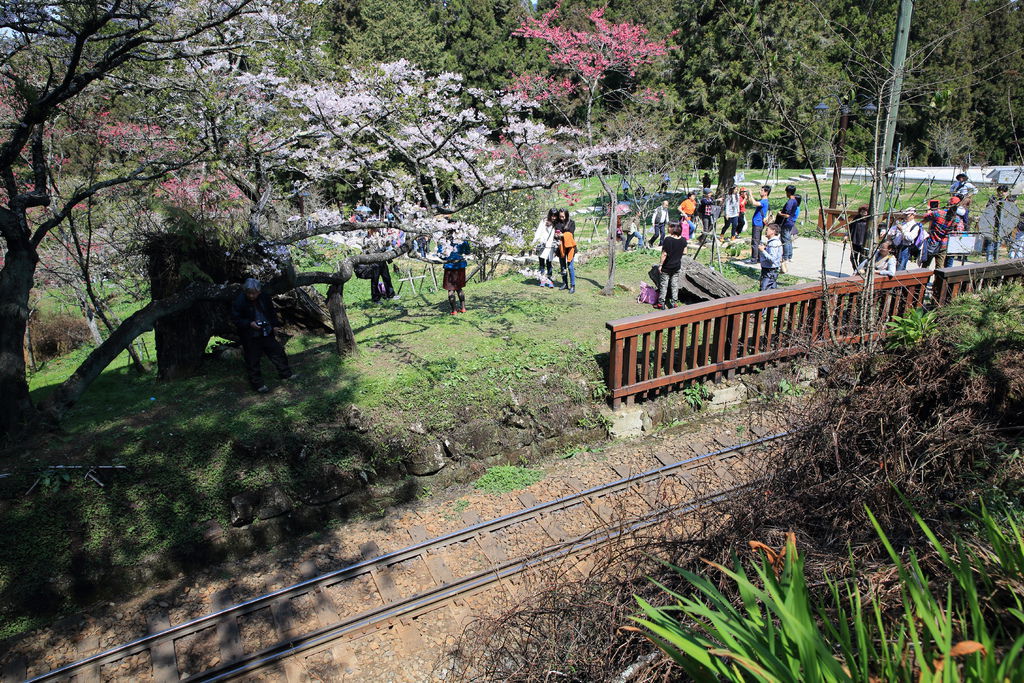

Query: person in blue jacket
left=442, top=239, right=471, bottom=315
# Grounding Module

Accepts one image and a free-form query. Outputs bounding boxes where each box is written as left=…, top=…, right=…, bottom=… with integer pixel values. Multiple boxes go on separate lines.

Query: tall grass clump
left=631, top=503, right=1024, bottom=682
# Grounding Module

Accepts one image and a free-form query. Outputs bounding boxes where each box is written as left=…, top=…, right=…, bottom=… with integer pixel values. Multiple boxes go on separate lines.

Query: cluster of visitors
left=532, top=208, right=578, bottom=293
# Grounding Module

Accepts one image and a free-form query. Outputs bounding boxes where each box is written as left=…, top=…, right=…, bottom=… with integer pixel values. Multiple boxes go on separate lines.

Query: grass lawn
left=4, top=237, right=802, bottom=637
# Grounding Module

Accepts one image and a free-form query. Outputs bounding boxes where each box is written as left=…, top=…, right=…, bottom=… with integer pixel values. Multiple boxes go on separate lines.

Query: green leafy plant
left=473, top=466, right=545, bottom=494
left=629, top=503, right=1024, bottom=682
left=37, top=469, right=72, bottom=493
left=885, top=308, right=938, bottom=349
left=681, top=382, right=712, bottom=410
left=777, top=378, right=804, bottom=397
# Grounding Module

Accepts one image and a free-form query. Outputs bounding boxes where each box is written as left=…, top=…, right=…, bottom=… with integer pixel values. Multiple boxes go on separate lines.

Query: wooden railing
left=931, top=259, right=1024, bottom=306
left=605, top=270, right=932, bottom=408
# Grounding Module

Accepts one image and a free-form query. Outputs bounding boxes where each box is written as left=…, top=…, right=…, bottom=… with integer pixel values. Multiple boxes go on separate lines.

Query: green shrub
left=630, top=503, right=1024, bottom=682
left=885, top=308, right=938, bottom=349
left=682, top=382, right=712, bottom=409
left=938, top=284, right=1024, bottom=367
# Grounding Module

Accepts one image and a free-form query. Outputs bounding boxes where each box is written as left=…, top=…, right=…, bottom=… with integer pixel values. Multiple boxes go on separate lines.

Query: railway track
left=10, top=426, right=789, bottom=682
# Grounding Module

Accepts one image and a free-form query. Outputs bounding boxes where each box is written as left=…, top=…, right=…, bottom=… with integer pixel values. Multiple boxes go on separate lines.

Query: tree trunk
left=39, top=282, right=235, bottom=422
left=717, top=137, right=742, bottom=191
left=24, top=313, right=37, bottom=373
left=83, top=277, right=147, bottom=374
left=154, top=306, right=219, bottom=379
left=327, top=283, right=357, bottom=355
left=601, top=187, right=618, bottom=296
left=0, top=244, right=41, bottom=441
left=77, top=292, right=105, bottom=347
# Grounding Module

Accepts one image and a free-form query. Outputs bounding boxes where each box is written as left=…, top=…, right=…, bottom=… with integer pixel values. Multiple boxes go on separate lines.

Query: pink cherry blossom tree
left=513, top=2, right=676, bottom=294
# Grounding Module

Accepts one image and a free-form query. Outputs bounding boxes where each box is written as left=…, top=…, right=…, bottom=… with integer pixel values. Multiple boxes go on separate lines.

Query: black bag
left=354, top=263, right=375, bottom=279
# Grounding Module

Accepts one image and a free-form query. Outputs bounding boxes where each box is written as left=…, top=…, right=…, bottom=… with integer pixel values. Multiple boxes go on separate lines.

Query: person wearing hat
left=950, top=173, right=977, bottom=200
left=230, top=279, right=294, bottom=393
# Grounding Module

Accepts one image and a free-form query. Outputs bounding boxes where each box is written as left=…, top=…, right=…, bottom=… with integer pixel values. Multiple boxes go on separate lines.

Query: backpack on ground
left=638, top=281, right=658, bottom=305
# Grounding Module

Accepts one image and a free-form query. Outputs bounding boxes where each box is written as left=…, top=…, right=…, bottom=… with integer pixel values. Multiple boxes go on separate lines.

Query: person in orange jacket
left=678, top=191, right=696, bottom=222
left=555, top=224, right=577, bottom=293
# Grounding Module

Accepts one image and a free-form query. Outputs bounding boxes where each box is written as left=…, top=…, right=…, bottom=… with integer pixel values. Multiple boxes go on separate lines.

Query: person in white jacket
left=533, top=208, right=558, bottom=287
left=721, top=187, right=741, bottom=239
left=648, top=200, right=670, bottom=247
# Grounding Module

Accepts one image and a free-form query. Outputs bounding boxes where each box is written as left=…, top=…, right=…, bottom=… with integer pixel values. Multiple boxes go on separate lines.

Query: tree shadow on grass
left=1, top=352, right=410, bottom=642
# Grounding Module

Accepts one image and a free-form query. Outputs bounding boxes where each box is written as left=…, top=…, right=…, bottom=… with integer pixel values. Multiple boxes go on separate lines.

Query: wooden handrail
left=932, top=258, right=1024, bottom=306
left=606, top=269, right=933, bottom=408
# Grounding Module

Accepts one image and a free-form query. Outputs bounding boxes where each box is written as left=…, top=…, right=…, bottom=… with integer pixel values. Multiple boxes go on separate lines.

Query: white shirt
left=899, top=219, right=922, bottom=246
left=533, top=219, right=555, bottom=260
left=723, top=193, right=740, bottom=218
left=950, top=179, right=978, bottom=197
left=651, top=206, right=669, bottom=225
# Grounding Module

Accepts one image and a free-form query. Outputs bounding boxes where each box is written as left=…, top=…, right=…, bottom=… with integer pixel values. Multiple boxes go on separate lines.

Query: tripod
left=692, top=228, right=724, bottom=272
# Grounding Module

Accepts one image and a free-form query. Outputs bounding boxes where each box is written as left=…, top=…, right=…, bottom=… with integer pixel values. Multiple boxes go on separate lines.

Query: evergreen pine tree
left=436, top=0, right=545, bottom=90
left=345, top=0, right=451, bottom=73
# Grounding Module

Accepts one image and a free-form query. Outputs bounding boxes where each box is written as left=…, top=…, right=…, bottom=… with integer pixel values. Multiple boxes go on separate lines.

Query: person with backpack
left=746, top=185, right=771, bottom=264
left=698, top=187, right=717, bottom=235
left=920, top=201, right=965, bottom=269
left=776, top=185, right=800, bottom=273
left=892, top=208, right=923, bottom=271
left=758, top=224, right=784, bottom=291
left=442, top=238, right=471, bottom=314
left=655, top=223, right=688, bottom=309
left=845, top=205, right=870, bottom=273
left=555, top=223, right=577, bottom=293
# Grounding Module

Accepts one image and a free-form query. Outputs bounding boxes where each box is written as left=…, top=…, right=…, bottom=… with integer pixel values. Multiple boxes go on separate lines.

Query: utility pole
left=870, top=0, right=914, bottom=232
left=864, top=0, right=913, bottom=333
left=881, top=0, right=914, bottom=172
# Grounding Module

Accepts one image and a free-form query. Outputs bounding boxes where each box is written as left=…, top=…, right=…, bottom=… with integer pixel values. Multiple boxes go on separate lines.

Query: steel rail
left=28, top=430, right=790, bottom=682
left=195, top=482, right=755, bottom=682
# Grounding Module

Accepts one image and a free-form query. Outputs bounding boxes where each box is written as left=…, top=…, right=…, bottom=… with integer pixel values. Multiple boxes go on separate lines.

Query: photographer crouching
left=231, top=278, right=295, bottom=393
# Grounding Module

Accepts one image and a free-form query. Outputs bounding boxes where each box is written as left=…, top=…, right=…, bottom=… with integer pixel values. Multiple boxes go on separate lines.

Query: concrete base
left=604, top=405, right=645, bottom=438
left=705, top=383, right=748, bottom=414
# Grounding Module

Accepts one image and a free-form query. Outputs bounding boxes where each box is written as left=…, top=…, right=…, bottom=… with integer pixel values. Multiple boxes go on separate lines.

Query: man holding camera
left=231, top=278, right=294, bottom=393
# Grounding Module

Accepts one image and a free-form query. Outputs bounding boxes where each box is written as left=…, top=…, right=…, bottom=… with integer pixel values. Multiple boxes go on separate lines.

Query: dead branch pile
left=445, top=333, right=1024, bottom=681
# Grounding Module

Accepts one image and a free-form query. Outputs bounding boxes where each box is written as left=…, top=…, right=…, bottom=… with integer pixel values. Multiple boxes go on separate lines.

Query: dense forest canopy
left=331, top=0, right=1023, bottom=168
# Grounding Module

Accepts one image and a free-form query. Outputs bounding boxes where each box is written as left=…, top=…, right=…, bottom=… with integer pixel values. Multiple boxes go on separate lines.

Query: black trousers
left=242, top=334, right=291, bottom=388
left=371, top=265, right=395, bottom=301
left=750, top=223, right=764, bottom=261
left=648, top=223, right=665, bottom=246
left=849, top=245, right=867, bottom=272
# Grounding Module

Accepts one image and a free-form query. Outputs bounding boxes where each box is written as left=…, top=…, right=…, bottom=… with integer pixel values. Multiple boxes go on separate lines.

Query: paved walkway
left=728, top=235, right=859, bottom=281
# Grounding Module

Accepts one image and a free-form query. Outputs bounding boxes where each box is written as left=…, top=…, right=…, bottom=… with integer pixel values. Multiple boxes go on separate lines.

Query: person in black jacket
left=846, top=205, right=870, bottom=273
left=230, top=278, right=294, bottom=393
